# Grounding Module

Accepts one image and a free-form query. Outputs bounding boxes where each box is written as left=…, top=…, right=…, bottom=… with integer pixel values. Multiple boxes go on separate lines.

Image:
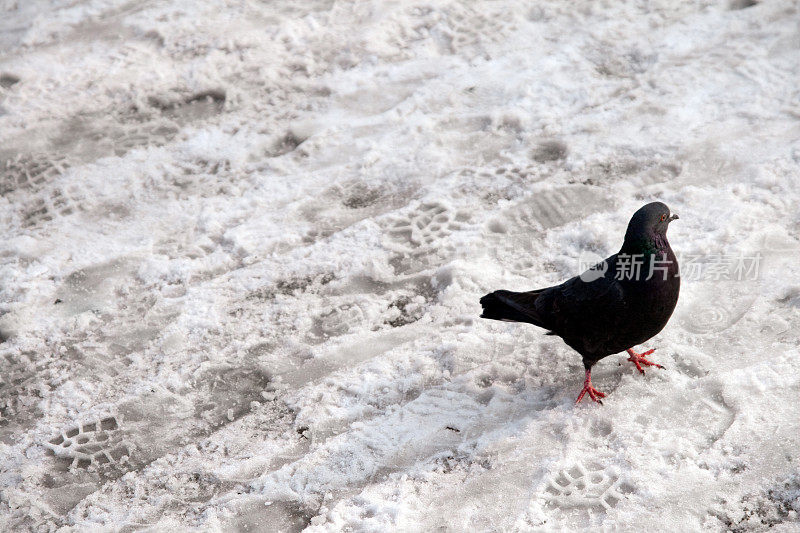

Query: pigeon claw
left=576, top=369, right=606, bottom=405
left=626, top=348, right=664, bottom=375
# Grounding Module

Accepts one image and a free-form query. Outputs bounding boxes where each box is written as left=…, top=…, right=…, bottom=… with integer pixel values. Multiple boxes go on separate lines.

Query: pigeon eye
left=660, top=214, right=666, bottom=222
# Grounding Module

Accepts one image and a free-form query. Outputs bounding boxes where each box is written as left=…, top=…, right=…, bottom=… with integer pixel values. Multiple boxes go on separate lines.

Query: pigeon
left=480, top=202, right=680, bottom=404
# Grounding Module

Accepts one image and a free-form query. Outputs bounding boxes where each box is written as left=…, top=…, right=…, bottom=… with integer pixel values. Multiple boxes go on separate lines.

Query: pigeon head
left=622, top=202, right=678, bottom=252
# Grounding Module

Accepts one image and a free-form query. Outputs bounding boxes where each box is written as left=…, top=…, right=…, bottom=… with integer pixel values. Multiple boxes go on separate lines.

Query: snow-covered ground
left=1, top=0, right=799, bottom=530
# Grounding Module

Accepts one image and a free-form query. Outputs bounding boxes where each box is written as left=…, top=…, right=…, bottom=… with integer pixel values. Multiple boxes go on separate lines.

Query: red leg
left=626, top=348, right=664, bottom=375
left=576, top=369, right=606, bottom=404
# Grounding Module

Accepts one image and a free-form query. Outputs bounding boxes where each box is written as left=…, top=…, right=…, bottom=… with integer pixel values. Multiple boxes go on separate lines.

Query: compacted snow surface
left=1, top=0, right=799, bottom=531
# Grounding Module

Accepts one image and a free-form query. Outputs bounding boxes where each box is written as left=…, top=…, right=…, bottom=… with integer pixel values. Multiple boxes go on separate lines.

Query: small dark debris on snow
left=532, top=140, right=568, bottom=163
left=0, top=73, right=20, bottom=88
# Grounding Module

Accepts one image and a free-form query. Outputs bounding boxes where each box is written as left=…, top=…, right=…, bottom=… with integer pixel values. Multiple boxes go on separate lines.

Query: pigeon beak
left=669, top=214, right=679, bottom=222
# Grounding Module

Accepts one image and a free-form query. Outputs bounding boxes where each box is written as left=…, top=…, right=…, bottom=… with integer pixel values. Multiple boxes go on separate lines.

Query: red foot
left=576, top=369, right=606, bottom=404
left=626, top=348, right=664, bottom=375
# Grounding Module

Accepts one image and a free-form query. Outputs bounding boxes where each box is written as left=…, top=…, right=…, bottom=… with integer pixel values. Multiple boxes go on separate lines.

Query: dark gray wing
left=536, top=254, right=629, bottom=358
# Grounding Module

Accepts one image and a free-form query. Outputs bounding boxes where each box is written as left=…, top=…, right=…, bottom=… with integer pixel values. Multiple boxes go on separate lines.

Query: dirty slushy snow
left=1, top=0, right=799, bottom=530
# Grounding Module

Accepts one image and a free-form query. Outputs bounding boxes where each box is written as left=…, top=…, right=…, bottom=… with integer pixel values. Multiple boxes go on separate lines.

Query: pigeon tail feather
left=479, top=290, right=546, bottom=327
